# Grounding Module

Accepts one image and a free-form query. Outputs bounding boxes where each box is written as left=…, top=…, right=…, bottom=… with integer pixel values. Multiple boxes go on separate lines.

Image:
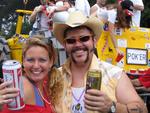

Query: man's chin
left=73, top=58, right=87, bottom=64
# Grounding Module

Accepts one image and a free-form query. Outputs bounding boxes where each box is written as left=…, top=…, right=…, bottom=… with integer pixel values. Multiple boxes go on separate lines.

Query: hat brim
left=53, top=16, right=103, bottom=45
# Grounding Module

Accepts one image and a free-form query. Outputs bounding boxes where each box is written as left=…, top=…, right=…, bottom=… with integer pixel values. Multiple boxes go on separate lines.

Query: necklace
left=71, top=88, right=85, bottom=111
left=37, top=87, right=51, bottom=105
left=37, top=87, right=56, bottom=113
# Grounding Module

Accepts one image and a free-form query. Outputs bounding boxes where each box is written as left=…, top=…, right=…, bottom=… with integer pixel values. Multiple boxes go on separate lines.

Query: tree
left=88, top=0, right=96, bottom=6
left=141, top=0, right=150, bottom=27
left=0, top=0, right=40, bottom=38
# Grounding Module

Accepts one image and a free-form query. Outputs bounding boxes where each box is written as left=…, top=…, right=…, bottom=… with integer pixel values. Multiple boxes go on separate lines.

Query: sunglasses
left=64, top=35, right=93, bottom=44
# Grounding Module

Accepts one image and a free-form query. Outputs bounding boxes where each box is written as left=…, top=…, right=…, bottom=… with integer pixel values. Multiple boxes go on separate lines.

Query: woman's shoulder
left=22, top=76, right=33, bottom=87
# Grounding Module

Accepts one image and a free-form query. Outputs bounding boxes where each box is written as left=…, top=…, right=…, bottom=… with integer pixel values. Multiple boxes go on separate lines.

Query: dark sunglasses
left=64, top=35, right=92, bottom=44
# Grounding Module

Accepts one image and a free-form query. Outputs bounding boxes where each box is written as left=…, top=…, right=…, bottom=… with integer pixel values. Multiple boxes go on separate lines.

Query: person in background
left=132, top=68, right=150, bottom=92
left=73, top=0, right=90, bottom=16
left=52, top=11, right=147, bottom=113
left=131, top=68, right=150, bottom=113
left=90, top=0, right=107, bottom=23
left=0, top=35, right=62, bottom=113
left=0, top=37, right=10, bottom=79
left=29, top=0, right=70, bottom=40
left=90, top=0, right=134, bottom=61
left=130, top=0, right=144, bottom=27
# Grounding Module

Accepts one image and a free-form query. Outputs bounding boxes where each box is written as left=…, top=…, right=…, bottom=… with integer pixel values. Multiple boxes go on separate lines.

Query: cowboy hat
left=53, top=11, right=103, bottom=45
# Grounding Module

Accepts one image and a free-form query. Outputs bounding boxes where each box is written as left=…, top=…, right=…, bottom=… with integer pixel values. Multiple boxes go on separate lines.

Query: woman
left=0, top=35, right=62, bottom=113
left=91, top=0, right=134, bottom=61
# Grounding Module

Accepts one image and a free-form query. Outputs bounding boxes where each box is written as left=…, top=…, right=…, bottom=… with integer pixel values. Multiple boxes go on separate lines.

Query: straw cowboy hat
left=53, top=11, right=103, bottom=45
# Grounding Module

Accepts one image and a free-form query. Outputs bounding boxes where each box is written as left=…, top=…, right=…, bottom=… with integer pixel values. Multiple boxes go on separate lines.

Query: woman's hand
left=84, top=89, right=113, bottom=113
left=0, top=81, right=19, bottom=105
left=34, top=5, right=43, bottom=13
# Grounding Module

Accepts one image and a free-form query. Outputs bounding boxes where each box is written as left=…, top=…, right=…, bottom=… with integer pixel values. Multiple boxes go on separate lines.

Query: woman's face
left=23, top=46, right=53, bottom=84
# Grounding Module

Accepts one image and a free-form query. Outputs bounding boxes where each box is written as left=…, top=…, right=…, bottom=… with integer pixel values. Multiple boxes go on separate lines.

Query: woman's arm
left=90, top=5, right=98, bottom=16
left=108, top=9, right=123, bottom=55
left=29, top=5, right=43, bottom=22
left=55, top=2, right=70, bottom=12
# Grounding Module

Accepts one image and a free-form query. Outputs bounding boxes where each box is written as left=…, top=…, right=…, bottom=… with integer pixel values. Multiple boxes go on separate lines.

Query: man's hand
left=84, top=89, right=113, bottom=113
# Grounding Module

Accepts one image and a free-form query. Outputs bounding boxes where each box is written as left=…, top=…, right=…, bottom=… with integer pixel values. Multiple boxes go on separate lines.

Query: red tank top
left=1, top=102, right=55, bottom=113
left=1, top=83, right=55, bottom=113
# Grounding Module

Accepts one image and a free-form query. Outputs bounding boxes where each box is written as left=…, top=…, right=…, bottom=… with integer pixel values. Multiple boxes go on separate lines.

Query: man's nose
left=74, top=39, right=83, bottom=46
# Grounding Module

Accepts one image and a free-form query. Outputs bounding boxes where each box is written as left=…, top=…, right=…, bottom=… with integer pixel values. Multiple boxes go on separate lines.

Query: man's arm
left=133, top=4, right=144, bottom=11
left=116, top=72, right=147, bottom=113
left=29, top=5, right=43, bottom=22
left=84, top=72, right=148, bottom=113
left=133, top=0, right=144, bottom=11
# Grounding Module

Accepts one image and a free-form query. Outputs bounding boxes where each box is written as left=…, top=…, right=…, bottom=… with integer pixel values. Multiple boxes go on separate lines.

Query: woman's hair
left=23, top=35, right=57, bottom=64
left=116, top=10, right=131, bottom=28
left=116, top=0, right=133, bottom=28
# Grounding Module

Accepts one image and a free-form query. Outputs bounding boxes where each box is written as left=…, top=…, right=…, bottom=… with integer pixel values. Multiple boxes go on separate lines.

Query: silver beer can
left=2, top=60, right=24, bottom=110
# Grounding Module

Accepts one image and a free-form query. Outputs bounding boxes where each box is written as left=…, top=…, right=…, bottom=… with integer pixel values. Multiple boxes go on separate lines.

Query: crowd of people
left=0, top=0, right=149, bottom=113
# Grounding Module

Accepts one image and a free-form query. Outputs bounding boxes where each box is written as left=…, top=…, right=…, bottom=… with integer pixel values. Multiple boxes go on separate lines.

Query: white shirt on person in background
left=130, top=0, right=144, bottom=27
left=75, top=0, right=90, bottom=16
left=95, top=4, right=108, bottom=21
left=96, top=6, right=117, bottom=24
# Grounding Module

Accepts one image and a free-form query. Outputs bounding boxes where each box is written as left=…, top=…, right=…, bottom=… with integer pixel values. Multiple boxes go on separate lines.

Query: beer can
left=2, top=60, right=24, bottom=110
left=86, top=69, right=102, bottom=90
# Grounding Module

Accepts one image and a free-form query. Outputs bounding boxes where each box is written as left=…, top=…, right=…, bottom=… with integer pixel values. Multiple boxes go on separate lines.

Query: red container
left=115, top=53, right=124, bottom=62
left=2, top=60, right=24, bottom=110
left=138, top=69, right=145, bottom=75
left=130, top=69, right=137, bottom=74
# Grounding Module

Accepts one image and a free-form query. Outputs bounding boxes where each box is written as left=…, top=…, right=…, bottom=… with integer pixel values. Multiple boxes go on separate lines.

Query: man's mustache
left=71, top=47, right=88, bottom=53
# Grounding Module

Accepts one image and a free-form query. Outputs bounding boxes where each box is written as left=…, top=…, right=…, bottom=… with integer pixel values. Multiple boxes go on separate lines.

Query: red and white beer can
left=2, top=60, right=25, bottom=110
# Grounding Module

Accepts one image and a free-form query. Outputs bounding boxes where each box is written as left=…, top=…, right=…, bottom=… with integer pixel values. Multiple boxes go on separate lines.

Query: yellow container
left=10, top=45, right=23, bottom=64
left=7, top=35, right=29, bottom=63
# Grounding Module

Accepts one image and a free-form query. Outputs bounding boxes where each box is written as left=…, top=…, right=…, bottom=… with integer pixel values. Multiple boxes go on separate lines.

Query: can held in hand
left=2, top=60, right=24, bottom=110
left=86, top=69, right=102, bottom=90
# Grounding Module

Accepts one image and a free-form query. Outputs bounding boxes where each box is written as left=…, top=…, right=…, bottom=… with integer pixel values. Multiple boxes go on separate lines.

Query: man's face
left=98, top=0, right=107, bottom=6
left=64, top=27, right=96, bottom=64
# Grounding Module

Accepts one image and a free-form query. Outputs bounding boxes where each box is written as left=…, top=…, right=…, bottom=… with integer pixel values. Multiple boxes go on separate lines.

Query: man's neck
left=70, top=61, right=91, bottom=87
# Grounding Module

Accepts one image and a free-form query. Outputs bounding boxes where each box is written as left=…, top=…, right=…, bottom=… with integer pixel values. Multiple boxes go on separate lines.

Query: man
left=53, top=11, right=147, bottom=113
left=0, top=37, right=10, bottom=78
left=132, top=68, right=150, bottom=92
left=130, top=0, right=144, bottom=27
